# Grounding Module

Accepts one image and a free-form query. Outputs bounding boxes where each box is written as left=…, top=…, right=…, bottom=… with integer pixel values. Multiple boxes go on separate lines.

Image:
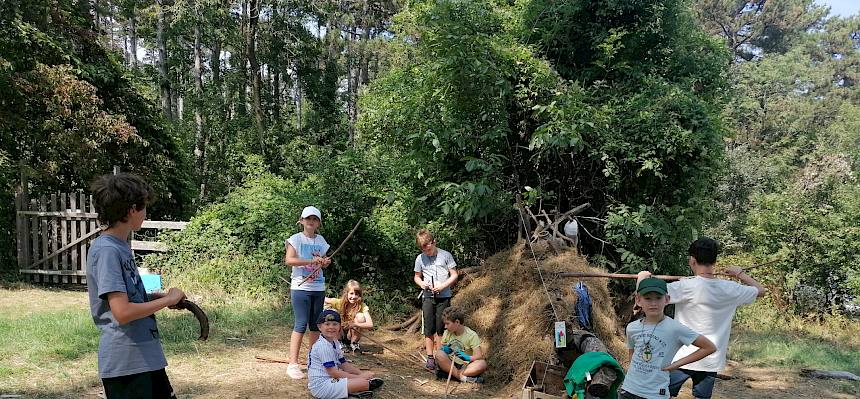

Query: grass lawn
left=1, top=285, right=858, bottom=398
left=728, top=299, right=860, bottom=395
left=0, top=284, right=292, bottom=397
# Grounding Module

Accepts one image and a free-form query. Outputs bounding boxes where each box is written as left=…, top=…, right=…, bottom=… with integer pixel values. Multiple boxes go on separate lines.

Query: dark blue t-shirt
left=86, top=234, right=167, bottom=378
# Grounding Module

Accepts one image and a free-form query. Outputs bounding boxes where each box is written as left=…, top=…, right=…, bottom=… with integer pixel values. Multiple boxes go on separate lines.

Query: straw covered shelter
left=450, top=240, right=627, bottom=384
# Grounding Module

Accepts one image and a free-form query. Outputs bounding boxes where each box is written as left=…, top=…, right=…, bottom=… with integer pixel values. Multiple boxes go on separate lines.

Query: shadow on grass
left=731, top=327, right=860, bottom=376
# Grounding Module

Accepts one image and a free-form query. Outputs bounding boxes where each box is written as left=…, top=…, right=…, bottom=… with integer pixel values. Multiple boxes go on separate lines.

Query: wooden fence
left=15, top=188, right=187, bottom=284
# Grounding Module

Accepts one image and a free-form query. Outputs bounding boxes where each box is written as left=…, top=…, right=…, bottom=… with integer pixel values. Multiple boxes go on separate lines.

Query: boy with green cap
left=619, top=278, right=716, bottom=399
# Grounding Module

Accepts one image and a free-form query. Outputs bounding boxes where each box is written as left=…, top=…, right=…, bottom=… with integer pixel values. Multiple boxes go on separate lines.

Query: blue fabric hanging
left=575, top=281, right=593, bottom=332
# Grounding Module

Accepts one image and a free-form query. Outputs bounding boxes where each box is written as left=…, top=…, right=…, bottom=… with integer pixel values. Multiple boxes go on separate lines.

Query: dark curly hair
left=442, top=305, right=467, bottom=325
left=90, top=173, right=154, bottom=227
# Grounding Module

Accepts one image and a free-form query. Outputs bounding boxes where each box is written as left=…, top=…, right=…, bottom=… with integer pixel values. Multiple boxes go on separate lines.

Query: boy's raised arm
left=725, top=266, right=767, bottom=297
left=661, top=335, right=715, bottom=372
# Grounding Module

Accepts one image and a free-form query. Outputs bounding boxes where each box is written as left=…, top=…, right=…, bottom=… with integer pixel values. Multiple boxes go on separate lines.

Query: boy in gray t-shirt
left=413, top=228, right=458, bottom=370
left=86, top=173, right=185, bottom=399
left=619, top=278, right=716, bottom=399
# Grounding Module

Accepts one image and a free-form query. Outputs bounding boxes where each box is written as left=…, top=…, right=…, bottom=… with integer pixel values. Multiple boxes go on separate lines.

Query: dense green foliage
left=707, top=15, right=860, bottom=312
left=0, top=0, right=192, bottom=276
left=1, top=0, right=857, bottom=315
left=360, top=0, right=730, bottom=275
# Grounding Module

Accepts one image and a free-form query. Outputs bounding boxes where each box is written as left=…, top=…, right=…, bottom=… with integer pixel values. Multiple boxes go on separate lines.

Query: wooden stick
left=444, top=355, right=455, bottom=399
left=558, top=272, right=685, bottom=281
left=298, top=218, right=364, bottom=286
left=560, top=259, right=785, bottom=281
left=353, top=329, right=421, bottom=365
left=328, top=218, right=364, bottom=258
left=255, top=355, right=290, bottom=364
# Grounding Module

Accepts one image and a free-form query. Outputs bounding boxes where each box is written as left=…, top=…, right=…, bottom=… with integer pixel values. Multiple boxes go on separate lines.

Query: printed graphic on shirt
left=298, top=242, right=326, bottom=283
left=630, top=330, right=670, bottom=374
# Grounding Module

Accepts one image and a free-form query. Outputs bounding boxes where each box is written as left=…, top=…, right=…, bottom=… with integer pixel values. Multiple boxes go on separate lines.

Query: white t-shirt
left=667, top=276, right=759, bottom=372
left=622, top=316, right=700, bottom=399
left=413, top=248, right=457, bottom=298
left=287, top=232, right=330, bottom=291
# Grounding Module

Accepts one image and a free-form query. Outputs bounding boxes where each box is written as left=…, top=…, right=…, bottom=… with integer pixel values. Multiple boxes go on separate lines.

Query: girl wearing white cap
left=284, top=206, right=332, bottom=379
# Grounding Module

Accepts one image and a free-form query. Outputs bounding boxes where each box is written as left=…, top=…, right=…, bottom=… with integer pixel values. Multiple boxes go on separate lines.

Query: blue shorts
left=668, top=368, right=717, bottom=399
left=291, top=289, right=325, bottom=333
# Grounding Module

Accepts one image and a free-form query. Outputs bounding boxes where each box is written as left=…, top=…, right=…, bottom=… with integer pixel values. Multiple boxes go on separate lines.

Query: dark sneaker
left=350, top=342, right=362, bottom=354
left=368, top=378, right=384, bottom=391
left=425, top=357, right=436, bottom=371
left=435, top=368, right=448, bottom=380
left=348, top=391, right=373, bottom=399
left=461, top=375, right=484, bottom=384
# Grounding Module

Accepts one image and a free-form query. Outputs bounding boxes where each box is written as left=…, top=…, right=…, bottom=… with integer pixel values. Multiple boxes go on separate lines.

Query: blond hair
left=337, top=280, right=364, bottom=324
left=416, top=228, right=435, bottom=248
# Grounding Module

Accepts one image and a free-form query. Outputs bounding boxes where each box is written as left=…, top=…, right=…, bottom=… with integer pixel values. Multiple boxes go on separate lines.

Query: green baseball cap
left=637, top=277, right=667, bottom=295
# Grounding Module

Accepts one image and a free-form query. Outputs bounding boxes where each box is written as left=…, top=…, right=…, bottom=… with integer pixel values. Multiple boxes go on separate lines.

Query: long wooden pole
left=558, top=272, right=685, bottom=281
left=559, top=259, right=784, bottom=281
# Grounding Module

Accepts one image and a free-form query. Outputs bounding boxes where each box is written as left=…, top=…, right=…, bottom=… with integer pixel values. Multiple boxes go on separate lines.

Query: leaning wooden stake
left=444, top=356, right=455, bottom=399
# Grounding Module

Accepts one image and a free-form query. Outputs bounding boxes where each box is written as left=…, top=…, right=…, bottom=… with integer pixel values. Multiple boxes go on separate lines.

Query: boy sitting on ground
left=307, top=309, right=383, bottom=399
left=433, top=306, right=488, bottom=383
left=619, top=278, right=716, bottom=399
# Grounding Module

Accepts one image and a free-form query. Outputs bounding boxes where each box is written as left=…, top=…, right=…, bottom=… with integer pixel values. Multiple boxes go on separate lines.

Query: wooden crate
left=522, top=361, right=569, bottom=399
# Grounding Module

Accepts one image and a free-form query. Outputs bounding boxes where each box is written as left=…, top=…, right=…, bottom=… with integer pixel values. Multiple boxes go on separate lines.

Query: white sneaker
left=287, top=363, right=305, bottom=379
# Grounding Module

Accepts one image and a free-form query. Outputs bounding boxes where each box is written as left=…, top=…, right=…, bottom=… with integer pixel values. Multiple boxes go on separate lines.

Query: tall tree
left=156, top=0, right=173, bottom=119
left=693, top=0, right=828, bottom=62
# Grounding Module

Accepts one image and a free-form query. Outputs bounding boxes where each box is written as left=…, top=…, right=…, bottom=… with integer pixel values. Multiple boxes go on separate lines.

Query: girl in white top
left=284, top=206, right=332, bottom=379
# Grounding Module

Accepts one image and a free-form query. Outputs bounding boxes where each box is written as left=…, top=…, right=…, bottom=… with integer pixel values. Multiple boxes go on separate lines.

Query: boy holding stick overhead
left=638, top=237, right=766, bottom=399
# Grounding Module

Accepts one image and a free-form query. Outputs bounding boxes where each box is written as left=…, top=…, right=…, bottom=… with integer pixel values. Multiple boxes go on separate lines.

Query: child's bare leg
left=288, top=331, right=304, bottom=363
left=352, top=314, right=367, bottom=342
left=434, top=350, right=456, bottom=376
left=460, top=359, right=488, bottom=377
left=347, top=378, right=371, bottom=393
left=308, top=331, right=320, bottom=347
left=424, top=336, right=435, bottom=357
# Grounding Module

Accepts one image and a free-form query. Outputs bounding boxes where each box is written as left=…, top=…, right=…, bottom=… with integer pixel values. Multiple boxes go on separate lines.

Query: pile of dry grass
left=451, top=240, right=627, bottom=384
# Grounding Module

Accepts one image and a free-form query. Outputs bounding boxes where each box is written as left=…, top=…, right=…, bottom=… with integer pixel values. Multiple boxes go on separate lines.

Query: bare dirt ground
left=71, top=328, right=857, bottom=399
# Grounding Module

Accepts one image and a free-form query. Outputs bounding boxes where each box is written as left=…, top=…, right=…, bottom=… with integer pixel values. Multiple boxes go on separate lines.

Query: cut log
left=384, top=311, right=421, bottom=331
left=800, top=368, right=860, bottom=381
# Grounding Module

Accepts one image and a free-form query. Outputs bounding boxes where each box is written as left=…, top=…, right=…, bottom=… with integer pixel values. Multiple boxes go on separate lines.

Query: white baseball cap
left=300, top=206, right=322, bottom=221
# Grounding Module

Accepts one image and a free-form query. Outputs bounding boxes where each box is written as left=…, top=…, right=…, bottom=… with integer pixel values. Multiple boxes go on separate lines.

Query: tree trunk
left=156, top=0, right=173, bottom=120
left=271, top=5, right=280, bottom=123
left=346, top=24, right=355, bottom=144
left=129, top=6, right=138, bottom=67
left=236, top=0, right=248, bottom=116
left=193, top=20, right=207, bottom=202
left=246, top=0, right=265, bottom=154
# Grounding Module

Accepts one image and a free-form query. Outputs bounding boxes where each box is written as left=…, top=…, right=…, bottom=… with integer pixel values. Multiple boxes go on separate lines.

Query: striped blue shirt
left=308, top=336, right=347, bottom=384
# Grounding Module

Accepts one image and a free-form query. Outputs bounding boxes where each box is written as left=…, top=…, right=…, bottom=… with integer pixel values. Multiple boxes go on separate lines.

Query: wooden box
left=522, top=361, right=569, bottom=399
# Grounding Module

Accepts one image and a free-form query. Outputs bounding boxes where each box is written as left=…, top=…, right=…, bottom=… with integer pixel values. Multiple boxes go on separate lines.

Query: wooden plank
left=15, top=193, right=27, bottom=272
left=70, top=194, right=78, bottom=285
left=30, top=199, right=38, bottom=283
left=60, top=193, right=69, bottom=284
left=140, top=220, right=189, bottom=230
left=16, top=210, right=99, bottom=218
left=28, top=227, right=102, bottom=269
left=87, top=195, right=97, bottom=285
left=19, top=269, right=88, bottom=276
left=50, top=193, right=59, bottom=283
left=130, top=240, right=169, bottom=252
left=79, top=192, right=88, bottom=279
left=17, top=168, right=31, bottom=278
left=40, top=197, right=49, bottom=282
